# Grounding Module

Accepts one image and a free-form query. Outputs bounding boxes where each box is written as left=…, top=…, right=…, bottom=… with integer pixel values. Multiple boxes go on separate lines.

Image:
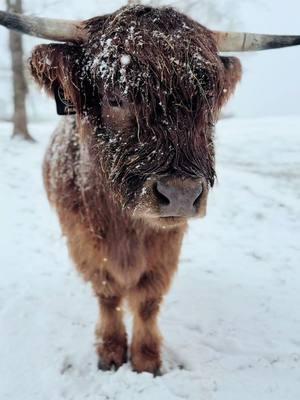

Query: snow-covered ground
left=0, top=116, right=299, bottom=400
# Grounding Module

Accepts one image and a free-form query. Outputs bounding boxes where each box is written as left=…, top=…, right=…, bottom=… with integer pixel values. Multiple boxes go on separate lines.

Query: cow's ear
left=29, top=43, right=82, bottom=107
left=219, top=56, right=242, bottom=104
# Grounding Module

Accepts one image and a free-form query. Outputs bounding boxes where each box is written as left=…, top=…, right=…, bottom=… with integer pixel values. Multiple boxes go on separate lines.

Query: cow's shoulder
left=43, top=116, right=82, bottom=212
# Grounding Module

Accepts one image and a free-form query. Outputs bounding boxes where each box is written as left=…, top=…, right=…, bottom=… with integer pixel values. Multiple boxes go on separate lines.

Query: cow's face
left=30, top=6, right=241, bottom=228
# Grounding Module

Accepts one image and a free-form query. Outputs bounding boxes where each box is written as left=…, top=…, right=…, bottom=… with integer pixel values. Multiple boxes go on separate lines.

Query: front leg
left=129, top=286, right=163, bottom=374
left=96, top=294, right=128, bottom=370
left=128, top=228, right=185, bottom=374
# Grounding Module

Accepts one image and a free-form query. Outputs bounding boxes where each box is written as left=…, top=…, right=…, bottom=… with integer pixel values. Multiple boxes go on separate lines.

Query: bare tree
left=6, top=0, right=34, bottom=141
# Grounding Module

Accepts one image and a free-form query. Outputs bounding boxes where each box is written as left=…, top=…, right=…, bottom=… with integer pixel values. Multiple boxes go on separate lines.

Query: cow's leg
left=59, top=213, right=128, bottom=371
left=95, top=294, right=128, bottom=370
left=128, top=229, right=185, bottom=374
left=128, top=286, right=163, bottom=374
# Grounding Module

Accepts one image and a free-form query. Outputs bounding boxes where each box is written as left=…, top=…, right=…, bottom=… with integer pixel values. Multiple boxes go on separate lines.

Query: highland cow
left=1, top=5, right=299, bottom=374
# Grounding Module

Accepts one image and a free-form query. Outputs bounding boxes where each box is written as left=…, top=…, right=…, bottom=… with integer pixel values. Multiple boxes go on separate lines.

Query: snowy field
left=0, top=116, right=299, bottom=400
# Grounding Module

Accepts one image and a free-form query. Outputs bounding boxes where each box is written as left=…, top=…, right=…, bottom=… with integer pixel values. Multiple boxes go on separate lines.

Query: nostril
left=193, top=186, right=203, bottom=209
left=153, top=182, right=170, bottom=206
left=193, top=193, right=202, bottom=209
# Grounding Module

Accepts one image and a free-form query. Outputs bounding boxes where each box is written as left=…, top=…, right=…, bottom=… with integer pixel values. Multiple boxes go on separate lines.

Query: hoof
left=97, top=335, right=128, bottom=371
left=131, top=341, right=162, bottom=375
left=97, top=358, right=122, bottom=371
left=132, top=363, right=162, bottom=376
left=153, top=368, right=162, bottom=377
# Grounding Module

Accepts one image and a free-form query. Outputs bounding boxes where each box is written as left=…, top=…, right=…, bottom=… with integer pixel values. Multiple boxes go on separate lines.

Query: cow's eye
left=108, top=96, right=123, bottom=108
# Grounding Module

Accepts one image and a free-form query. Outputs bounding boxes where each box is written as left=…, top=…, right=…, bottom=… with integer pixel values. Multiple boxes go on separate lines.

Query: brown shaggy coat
left=30, top=5, right=241, bottom=373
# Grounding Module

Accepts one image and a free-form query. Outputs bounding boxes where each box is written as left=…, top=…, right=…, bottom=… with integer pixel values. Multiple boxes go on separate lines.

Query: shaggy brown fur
left=30, top=5, right=242, bottom=373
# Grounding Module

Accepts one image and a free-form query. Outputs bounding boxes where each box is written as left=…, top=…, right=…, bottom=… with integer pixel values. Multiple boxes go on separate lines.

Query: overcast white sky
left=229, top=0, right=300, bottom=117
left=0, top=0, right=299, bottom=118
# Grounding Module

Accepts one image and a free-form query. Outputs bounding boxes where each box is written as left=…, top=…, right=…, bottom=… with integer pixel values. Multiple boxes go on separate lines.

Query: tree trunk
left=6, top=0, right=34, bottom=141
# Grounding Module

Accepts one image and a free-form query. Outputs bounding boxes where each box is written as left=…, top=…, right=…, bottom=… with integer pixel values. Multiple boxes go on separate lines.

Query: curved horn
left=214, top=31, right=300, bottom=52
left=0, top=10, right=87, bottom=43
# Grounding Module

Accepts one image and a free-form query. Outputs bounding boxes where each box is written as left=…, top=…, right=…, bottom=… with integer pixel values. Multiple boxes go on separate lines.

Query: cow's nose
left=153, top=178, right=203, bottom=217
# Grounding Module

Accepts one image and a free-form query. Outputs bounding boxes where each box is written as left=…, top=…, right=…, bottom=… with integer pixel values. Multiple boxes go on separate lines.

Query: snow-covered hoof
left=132, top=358, right=162, bottom=376
left=97, top=335, right=128, bottom=371
left=97, top=357, right=126, bottom=371
left=131, top=343, right=162, bottom=375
